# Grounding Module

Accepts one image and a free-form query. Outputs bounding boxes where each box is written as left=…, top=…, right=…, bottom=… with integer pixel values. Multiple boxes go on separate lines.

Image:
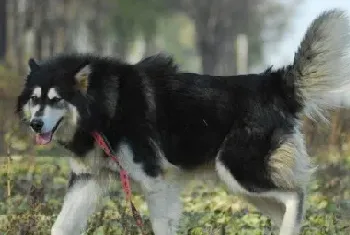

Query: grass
left=0, top=152, right=349, bottom=235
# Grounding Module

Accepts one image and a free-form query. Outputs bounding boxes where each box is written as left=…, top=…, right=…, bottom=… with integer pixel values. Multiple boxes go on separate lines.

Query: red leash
left=91, top=132, right=145, bottom=234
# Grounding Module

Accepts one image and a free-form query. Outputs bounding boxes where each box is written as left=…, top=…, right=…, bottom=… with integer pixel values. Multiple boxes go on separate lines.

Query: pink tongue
left=35, top=132, right=52, bottom=145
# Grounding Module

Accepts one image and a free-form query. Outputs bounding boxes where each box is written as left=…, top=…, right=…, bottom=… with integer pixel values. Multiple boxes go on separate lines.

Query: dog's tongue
left=35, top=132, right=52, bottom=145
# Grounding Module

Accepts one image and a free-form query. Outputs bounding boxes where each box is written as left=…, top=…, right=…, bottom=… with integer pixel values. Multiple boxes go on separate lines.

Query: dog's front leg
left=142, top=178, right=183, bottom=235
left=116, top=141, right=183, bottom=234
left=51, top=172, right=104, bottom=235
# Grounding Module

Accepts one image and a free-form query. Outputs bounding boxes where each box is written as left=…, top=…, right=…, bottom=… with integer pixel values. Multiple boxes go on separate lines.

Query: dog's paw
left=51, top=226, right=69, bottom=235
left=51, top=224, right=84, bottom=235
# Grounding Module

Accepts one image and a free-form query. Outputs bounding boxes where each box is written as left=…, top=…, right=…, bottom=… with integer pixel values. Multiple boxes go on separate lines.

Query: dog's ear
left=74, top=64, right=91, bottom=94
left=28, top=58, right=40, bottom=72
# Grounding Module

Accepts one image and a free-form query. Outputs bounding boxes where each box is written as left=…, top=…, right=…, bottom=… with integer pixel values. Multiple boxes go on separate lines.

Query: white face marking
left=40, top=106, right=65, bottom=133
left=33, top=87, right=41, bottom=98
left=25, top=87, right=66, bottom=133
left=47, top=88, right=60, bottom=100
left=30, top=105, right=41, bottom=118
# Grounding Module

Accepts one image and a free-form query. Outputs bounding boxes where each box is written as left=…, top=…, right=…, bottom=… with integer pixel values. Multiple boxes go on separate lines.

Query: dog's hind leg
left=215, top=126, right=310, bottom=235
left=248, top=190, right=306, bottom=235
left=244, top=195, right=284, bottom=228
left=265, top=128, right=309, bottom=235
left=216, top=158, right=305, bottom=235
left=264, top=190, right=305, bottom=235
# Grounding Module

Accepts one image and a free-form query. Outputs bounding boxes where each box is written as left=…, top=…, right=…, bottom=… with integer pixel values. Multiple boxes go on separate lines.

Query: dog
left=16, top=9, right=350, bottom=235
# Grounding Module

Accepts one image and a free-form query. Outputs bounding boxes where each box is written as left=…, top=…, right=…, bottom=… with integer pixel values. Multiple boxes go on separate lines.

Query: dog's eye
left=51, top=97, right=62, bottom=103
left=30, top=96, right=39, bottom=102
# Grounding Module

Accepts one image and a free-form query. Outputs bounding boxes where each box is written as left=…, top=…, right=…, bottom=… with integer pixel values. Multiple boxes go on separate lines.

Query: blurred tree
left=33, top=0, right=44, bottom=60
left=177, top=0, right=239, bottom=75
left=5, top=0, right=15, bottom=69
left=14, top=0, right=25, bottom=74
left=3, top=0, right=26, bottom=73
left=88, top=0, right=107, bottom=53
left=175, top=0, right=300, bottom=75
left=110, top=11, right=136, bottom=60
left=0, top=0, right=6, bottom=62
left=110, top=0, right=170, bottom=59
left=54, top=0, right=86, bottom=54
left=61, top=0, right=80, bottom=53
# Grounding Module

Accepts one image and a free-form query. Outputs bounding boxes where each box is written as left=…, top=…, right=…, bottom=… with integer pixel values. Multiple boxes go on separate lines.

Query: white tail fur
left=292, top=9, right=350, bottom=120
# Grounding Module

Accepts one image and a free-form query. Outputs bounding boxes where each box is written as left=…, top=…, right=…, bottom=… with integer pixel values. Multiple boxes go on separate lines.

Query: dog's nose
left=30, top=119, right=44, bottom=133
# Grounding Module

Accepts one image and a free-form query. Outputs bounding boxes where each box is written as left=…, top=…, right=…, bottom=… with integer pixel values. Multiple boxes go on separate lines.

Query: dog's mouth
left=35, top=118, right=63, bottom=145
left=35, top=132, right=53, bottom=145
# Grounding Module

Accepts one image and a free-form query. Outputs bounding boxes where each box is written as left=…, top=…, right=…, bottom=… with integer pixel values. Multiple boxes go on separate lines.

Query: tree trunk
left=89, top=0, right=104, bottom=53
left=56, top=27, right=65, bottom=53
left=191, top=0, right=234, bottom=75
left=0, top=106, right=5, bottom=155
left=0, top=0, right=7, bottom=62
left=0, top=131, right=5, bottom=155
left=195, top=20, right=222, bottom=75
left=90, top=25, right=104, bottom=53
left=33, top=0, right=43, bottom=60
left=53, top=0, right=67, bottom=54
left=143, top=21, right=157, bottom=57
left=200, top=48, right=218, bottom=75
left=14, top=0, right=25, bottom=74
left=181, top=0, right=251, bottom=75
left=113, top=35, right=129, bottom=60
left=216, top=33, right=237, bottom=75
left=0, top=95, right=9, bottom=156
left=63, top=0, right=78, bottom=53
left=34, top=29, right=43, bottom=60
left=144, top=33, right=157, bottom=57
left=5, top=0, right=15, bottom=68
left=48, top=28, right=56, bottom=56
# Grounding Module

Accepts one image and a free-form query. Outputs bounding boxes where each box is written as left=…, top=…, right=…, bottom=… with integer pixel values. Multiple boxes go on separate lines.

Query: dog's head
left=16, top=57, right=92, bottom=145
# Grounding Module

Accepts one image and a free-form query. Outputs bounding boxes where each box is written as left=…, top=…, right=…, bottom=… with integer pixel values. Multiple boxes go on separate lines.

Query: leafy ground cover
left=0, top=152, right=349, bottom=235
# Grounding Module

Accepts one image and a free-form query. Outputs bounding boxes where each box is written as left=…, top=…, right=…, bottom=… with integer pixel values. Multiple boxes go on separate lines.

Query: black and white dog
left=16, top=10, right=350, bottom=235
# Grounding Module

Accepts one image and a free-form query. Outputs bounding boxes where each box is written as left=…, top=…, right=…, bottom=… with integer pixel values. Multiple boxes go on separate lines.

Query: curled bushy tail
left=291, top=9, right=350, bottom=120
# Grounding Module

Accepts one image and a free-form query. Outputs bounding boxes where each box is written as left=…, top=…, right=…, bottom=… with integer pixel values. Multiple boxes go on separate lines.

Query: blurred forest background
left=0, top=0, right=349, bottom=234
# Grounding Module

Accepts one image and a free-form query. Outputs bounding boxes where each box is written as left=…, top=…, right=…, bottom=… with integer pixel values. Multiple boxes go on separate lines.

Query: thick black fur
left=17, top=53, right=302, bottom=192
